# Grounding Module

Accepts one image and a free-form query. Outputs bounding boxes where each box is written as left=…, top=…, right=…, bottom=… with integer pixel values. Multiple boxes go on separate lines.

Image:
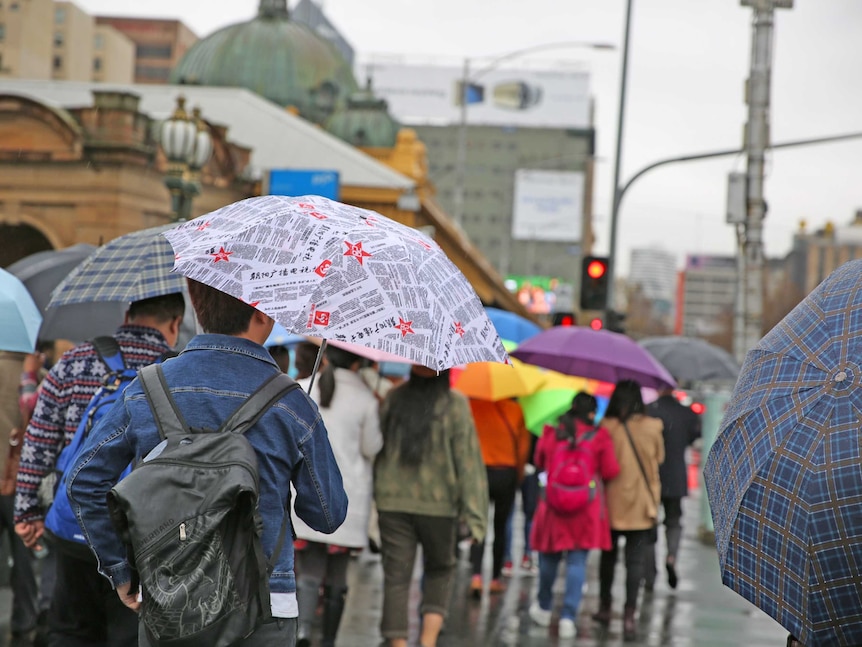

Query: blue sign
left=268, top=169, right=340, bottom=200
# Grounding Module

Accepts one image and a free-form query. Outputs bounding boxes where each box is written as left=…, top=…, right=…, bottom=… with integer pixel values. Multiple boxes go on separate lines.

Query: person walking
left=0, top=350, right=40, bottom=646
left=293, top=345, right=383, bottom=647
left=14, top=293, right=185, bottom=647
left=375, top=366, right=488, bottom=647
left=644, top=386, right=701, bottom=591
left=67, top=279, right=347, bottom=646
left=528, top=393, right=619, bottom=640
left=467, top=397, right=531, bottom=597
left=592, top=380, right=664, bottom=642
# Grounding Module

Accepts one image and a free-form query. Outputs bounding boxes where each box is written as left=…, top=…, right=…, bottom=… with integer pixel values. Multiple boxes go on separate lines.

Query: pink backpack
left=545, top=428, right=598, bottom=514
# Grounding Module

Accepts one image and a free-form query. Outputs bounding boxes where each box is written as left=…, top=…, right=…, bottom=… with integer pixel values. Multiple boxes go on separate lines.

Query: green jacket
left=374, top=390, right=488, bottom=542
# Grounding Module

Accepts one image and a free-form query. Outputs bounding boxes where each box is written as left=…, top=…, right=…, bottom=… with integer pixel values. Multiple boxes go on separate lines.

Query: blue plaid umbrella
left=48, top=225, right=186, bottom=308
left=704, top=259, right=862, bottom=646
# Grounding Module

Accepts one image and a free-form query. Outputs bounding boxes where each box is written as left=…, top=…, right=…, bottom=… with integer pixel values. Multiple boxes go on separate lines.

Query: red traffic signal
left=586, top=259, right=607, bottom=279
left=691, top=402, right=706, bottom=415
left=589, top=317, right=603, bottom=330
left=552, top=312, right=576, bottom=327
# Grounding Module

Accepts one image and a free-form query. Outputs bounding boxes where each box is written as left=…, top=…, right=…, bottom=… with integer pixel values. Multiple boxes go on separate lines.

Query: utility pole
left=735, top=0, right=793, bottom=364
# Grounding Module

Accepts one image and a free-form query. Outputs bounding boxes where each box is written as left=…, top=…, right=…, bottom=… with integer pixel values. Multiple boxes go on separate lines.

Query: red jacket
left=529, top=419, right=620, bottom=553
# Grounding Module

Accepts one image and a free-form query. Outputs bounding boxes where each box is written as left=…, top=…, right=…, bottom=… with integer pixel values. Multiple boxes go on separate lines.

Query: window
left=0, top=24, right=4, bottom=42
left=93, top=34, right=103, bottom=50
left=55, top=7, right=65, bottom=23
left=53, top=55, right=62, bottom=70
left=53, top=32, right=63, bottom=47
left=134, top=65, right=170, bottom=81
left=93, top=57, right=101, bottom=72
left=135, top=44, right=172, bottom=59
left=10, top=3, right=18, bottom=11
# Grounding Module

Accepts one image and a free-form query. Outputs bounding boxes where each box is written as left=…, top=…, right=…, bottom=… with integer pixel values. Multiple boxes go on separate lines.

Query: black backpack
left=107, top=364, right=299, bottom=647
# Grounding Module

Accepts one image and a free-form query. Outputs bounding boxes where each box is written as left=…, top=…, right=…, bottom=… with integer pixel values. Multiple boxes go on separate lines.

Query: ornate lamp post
left=159, top=96, right=214, bottom=222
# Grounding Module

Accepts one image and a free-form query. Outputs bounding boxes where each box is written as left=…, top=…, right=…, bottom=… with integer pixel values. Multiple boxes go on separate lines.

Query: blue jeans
left=537, top=550, right=588, bottom=620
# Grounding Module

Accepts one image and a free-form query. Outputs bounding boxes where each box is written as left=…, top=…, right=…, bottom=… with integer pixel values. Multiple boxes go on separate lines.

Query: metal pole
left=605, top=0, right=634, bottom=319
left=453, top=58, right=470, bottom=227
left=735, top=0, right=792, bottom=364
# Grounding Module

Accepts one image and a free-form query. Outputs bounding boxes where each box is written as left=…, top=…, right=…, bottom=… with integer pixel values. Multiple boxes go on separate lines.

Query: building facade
left=95, top=16, right=198, bottom=84
left=0, top=0, right=133, bottom=83
left=675, top=255, right=736, bottom=340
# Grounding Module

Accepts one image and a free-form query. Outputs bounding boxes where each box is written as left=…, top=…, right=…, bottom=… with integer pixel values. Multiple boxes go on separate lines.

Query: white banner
left=512, top=170, right=584, bottom=242
left=361, top=63, right=591, bottom=129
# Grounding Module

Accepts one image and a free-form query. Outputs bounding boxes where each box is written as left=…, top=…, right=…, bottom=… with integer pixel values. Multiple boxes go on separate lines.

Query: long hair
left=317, top=346, right=362, bottom=408
left=556, top=391, right=597, bottom=445
left=381, top=369, right=451, bottom=467
left=604, top=379, right=645, bottom=422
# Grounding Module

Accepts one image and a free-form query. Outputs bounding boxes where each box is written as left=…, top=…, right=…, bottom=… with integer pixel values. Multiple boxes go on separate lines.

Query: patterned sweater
left=374, top=389, right=489, bottom=543
left=14, top=325, right=172, bottom=524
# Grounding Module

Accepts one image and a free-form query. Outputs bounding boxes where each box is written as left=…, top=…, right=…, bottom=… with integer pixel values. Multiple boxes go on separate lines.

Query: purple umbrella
left=511, top=326, right=676, bottom=390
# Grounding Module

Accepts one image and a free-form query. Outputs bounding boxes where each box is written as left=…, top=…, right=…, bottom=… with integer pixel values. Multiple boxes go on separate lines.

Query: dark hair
left=381, top=369, right=451, bottom=467
left=604, top=379, right=645, bottom=422
left=556, top=392, right=597, bottom=444
left=317, top=346, right=362, bottom=408
left=294, top=342, right=320, bottom=380
left=127, top=292, right=185, bottom=322
left=186, top=278, right=255, bottom=335
left=268, top=345, right=290, bottom=373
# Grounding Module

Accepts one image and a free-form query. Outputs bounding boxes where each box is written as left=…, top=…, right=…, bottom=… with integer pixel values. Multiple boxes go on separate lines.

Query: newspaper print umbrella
left=704, top=259, right=862, bottom=646
left=162, top=195, right=508, bottom=370
left=48, top=225, right=186, bottom=308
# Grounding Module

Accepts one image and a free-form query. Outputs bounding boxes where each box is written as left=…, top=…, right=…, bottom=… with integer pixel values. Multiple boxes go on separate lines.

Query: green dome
left=325, top=80, right=401, bottom=148
left=169, top=0, right=358, bottom=124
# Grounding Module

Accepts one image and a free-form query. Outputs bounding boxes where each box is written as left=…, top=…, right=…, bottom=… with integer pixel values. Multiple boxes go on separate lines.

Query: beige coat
left=603, top=413, right=665, bottom=531
left=0, top=352, right=27, bottom=478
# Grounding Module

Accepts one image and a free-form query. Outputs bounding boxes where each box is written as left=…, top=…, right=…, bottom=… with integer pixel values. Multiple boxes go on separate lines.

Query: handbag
left=622, top=421, right=659, bottom=543
left=0, top=427, right=23, bottom=497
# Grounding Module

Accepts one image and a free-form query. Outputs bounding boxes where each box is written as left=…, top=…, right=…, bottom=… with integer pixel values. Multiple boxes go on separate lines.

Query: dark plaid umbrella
left=704, top=259, right=862, bottom=646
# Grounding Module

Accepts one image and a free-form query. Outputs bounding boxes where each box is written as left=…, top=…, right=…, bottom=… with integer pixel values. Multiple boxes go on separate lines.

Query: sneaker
left=489, top=578, right=506, bottom=594
left=470, top=574, right=483, bottom=598
left=521, top=554, right=537, bottom=574
left=501, top=560, right=514, bottom=577
left=558, top=618, right=577, bottom=639
left=529, top=602, right=552, bottom=627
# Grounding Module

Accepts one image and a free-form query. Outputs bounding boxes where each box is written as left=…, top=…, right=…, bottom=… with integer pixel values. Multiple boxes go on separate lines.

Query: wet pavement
left=0, top=489, right=789, bottom=646
left=335, top=489, right=789, bottom=647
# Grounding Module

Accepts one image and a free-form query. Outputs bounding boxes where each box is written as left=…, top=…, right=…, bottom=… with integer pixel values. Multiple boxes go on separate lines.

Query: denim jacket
left=67, top=334, right=347, bottom=617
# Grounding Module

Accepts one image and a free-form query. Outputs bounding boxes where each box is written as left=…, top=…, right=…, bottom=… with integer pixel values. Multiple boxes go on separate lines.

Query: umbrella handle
left=305, top=339, right=328, bottom=394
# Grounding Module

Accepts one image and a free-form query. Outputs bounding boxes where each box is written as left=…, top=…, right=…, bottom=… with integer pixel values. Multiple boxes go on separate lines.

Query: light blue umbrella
left=264, top=322, right=305, bottom=348
left=485, top=307, right=542, bottom=344
left=0, top=268, right=42, bottom=352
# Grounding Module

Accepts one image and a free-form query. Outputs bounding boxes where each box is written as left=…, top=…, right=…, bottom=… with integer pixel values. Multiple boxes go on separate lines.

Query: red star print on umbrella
left=211, top=246, right=232, bottom=262
left=453, top=322, right=466, bottom=337
left=395, top=318, right=415, bottom=337
left=344, top=241, right=372, bottom=265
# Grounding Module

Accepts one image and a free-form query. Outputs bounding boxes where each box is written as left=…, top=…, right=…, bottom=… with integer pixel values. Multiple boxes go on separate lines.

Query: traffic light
left=589, top=317, right=603, bottom=330
left=579, top=256, right=609, bottom=311
left=552, top=312, right=576, bottom=327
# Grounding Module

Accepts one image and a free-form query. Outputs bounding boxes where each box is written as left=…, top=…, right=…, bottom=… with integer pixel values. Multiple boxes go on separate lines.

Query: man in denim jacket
left=68, top=279, right=347, bottom=646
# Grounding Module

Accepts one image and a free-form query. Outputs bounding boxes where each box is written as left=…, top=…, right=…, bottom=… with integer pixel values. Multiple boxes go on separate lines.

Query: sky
left=74, top=0, right=862, bottom=277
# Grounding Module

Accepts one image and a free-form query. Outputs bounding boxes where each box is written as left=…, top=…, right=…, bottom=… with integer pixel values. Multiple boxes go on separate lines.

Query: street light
left=159, top=96, right=214, bottom=222
left=453, top=40, right=616, bottom=226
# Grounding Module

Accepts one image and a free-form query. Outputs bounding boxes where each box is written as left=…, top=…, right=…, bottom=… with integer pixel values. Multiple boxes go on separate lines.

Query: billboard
left=268, top=169, right=340, bottom=200
left=360, top=62, right=590, bottom=129
left=511, top=169, right=584, bottom=242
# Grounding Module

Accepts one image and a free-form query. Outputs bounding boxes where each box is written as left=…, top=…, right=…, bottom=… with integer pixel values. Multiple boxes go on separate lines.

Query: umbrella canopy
left=162, top=195, right=508, bottom=371
left=639, top=336, right=739, bottom=383
left=703, top=259, right=862, bottom=645
left=264, top=322, right=306, bottom=348
left=0, top=268, right=42, bottom=353
left=452, top=358, right=546, bottom=401
left=48, top=225, right=186, bottom=308
left=511, top=326, right=676, bottom=390
left=485, top=307, right=543, bottom=345
left=6, top=244, right=128, bottom=342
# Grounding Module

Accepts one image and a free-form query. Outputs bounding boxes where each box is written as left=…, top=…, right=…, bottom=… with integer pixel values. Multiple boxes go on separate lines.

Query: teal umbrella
left=0, top=268, right=42, bottom=352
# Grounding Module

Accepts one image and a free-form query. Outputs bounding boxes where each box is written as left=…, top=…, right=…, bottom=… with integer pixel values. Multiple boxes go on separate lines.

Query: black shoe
left=666, top=559, right=678, bottom=589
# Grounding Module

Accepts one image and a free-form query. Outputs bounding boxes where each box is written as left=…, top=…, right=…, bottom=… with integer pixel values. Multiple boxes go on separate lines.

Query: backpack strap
left=91, top=335, right=125, bottom=374
left=139, top=364, right=191, bottom=440
left=216, top=373, right=299, bottom=435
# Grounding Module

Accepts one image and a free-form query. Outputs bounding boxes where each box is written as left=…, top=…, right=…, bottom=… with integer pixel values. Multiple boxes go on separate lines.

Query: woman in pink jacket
left=528, top=393, right=620, bottom=639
